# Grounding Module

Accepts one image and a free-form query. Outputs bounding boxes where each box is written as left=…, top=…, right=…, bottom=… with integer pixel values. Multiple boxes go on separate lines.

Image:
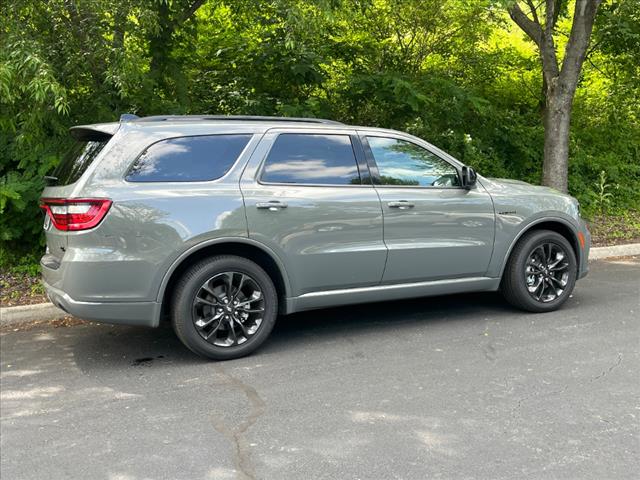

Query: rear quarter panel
left=59, top=126, right=262, bottom=302
left=60, top=185, right=248, bottom=301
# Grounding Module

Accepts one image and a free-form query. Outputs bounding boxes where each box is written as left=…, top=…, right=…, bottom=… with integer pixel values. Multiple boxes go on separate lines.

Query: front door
left=361, top=133, right=495, bottom=283
left=241, top=129, right=387, bottom=296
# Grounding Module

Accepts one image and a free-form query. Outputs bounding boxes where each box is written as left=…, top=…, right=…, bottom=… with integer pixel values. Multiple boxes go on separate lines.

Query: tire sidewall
left=172, top=257, right=278, bottom=360
left=509, top=231, right=577, bottom=312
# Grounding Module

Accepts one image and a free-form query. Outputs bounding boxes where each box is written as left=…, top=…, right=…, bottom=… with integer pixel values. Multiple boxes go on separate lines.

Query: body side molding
left=285, top=276, right=500, bottom=314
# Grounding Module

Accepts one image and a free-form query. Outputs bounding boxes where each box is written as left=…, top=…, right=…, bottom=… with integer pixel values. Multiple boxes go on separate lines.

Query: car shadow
left=71, top=291, right=517, bottom=371
left=272, top=291, right=509, bottom=341
left=62, top=259, right=639, bottom=396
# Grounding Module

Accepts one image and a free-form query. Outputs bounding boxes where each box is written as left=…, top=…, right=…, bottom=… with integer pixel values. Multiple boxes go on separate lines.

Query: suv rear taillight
left=40, top=198, right=112, bottom=231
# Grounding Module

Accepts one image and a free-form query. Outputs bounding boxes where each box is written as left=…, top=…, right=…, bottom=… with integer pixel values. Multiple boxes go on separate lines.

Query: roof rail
left=133, top=115, right=343, bottom=125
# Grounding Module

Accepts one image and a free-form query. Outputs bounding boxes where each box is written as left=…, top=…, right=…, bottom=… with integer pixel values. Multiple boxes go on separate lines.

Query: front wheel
left=501, top=230, right=577, bottom=312
left=171, top=255, right=278, bottom=360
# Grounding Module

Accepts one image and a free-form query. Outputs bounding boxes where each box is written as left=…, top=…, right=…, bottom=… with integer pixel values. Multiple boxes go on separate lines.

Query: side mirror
left=461, top=166, right=477, bottom=190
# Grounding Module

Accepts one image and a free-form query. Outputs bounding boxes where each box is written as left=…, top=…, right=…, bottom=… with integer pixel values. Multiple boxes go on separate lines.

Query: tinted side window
left=126, top=134, right=251, bottom=182
left=54, top=140, right=109, bottom=185
left=367, top=136, right=460, bottom=187
left=261, top=134, right=361, bottom=185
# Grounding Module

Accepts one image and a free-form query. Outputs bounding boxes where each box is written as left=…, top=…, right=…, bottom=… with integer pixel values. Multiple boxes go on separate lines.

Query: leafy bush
left=1, top=0, right=637, bottom=268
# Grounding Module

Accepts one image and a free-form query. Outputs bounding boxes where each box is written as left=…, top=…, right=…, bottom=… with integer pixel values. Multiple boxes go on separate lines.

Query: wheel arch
left=499, top=217, right=582, bottom=279
left=157, top=238, right=291, bottom=324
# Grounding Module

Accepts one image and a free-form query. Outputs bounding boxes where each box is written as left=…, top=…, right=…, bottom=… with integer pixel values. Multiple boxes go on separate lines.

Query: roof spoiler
left=68, top=114, right=136, bottom=141
left=69, top=123, right=120, bottom=141
left=120, top=113, right=140, bottom=122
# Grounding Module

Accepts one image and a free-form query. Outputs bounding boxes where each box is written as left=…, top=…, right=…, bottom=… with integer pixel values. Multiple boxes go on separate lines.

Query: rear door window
left=260, top=134, right=361, bottom=185
left=126, top=134, right=252, bottom=182
left=53, top=140, right=109, bottom=185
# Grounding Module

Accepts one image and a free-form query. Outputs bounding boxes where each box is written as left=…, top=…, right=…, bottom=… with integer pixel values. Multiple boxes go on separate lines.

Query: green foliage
left=0, top=0, right=638, bottom=266
left=593, top=171, right=617, bottom=214
left=0, top=35, right=70, bottom=259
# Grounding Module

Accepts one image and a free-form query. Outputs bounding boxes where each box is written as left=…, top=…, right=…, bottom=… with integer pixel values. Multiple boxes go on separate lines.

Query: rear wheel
left=501, top=230, right=577, bottom=312
left=171, top=255, right=278, bottom=360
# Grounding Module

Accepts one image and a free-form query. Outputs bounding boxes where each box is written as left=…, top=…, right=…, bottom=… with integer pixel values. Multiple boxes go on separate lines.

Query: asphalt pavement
left=1, top=258, right=639, bottom=480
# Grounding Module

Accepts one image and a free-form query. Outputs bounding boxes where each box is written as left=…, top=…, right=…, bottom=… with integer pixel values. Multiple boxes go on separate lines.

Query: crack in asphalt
left=511, top=353, right=624, bottom=416
left=591, top=353, right=623, bottom=382
left=211, top=364, right=265, bottom=480
left=513, top=385, right=570, bottom=414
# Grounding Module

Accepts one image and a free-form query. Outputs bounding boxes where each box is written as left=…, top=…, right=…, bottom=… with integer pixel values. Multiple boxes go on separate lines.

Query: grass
left=587, top=210, right=640, bottom=247
left=0, top=249, right=47, bottom=307
left=0, top=268, right=47, bottom=307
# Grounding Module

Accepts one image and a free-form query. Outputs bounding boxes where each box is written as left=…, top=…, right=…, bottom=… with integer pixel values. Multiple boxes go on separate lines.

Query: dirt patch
left=0, top=316, right=89, bottom=334
left=0, top=270, right=48, bottom=307
left=588, top=212, right=640, bottom=247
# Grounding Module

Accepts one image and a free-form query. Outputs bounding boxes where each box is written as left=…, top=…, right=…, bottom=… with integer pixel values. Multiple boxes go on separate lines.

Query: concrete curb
left=2, top=243, right=639, bottom=328
left=0, top=302, right=67, bottom=327
left=588, top=243, right=640, bottom=260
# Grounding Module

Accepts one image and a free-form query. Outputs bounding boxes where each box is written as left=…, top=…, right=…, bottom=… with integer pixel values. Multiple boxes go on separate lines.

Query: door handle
left=256, top=201, right=288, bottom=211
left=387, top=201, right=415, bottom=209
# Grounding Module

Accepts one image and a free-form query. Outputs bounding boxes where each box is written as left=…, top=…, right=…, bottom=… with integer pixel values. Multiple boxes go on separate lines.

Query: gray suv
left=40, top=115, right=590, bottom=360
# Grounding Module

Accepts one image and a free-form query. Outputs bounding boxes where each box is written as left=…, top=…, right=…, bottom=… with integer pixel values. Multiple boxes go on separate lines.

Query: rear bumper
left=43, top=281, right=161, bottom=328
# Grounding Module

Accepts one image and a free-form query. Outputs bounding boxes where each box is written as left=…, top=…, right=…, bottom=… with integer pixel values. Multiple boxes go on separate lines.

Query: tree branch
left=585, top=39, right=602, bottom=59
left=539, top=0, right=562, bottom=84
left=587, top=55, right=606, bottom=77
left=509, top=2, right=543, bottom=46
left=525, top=0, right=540, bottom=25
left=545, top=0, right=556, bottom=34
left=181, top=0, right=206, bottom=23
left=510, top=2, right=559, bottom=84
left=552, top=0, right=564, bottom=27
left=559, top=0, right=603, bottom=92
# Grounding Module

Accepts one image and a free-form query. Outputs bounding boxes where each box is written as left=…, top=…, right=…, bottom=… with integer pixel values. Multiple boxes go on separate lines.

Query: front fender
left=487, top=213, right=585, bottom=279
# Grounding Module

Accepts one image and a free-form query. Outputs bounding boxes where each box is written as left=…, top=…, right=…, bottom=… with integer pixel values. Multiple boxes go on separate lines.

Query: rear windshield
left=53, top=140, right=109, bottom=185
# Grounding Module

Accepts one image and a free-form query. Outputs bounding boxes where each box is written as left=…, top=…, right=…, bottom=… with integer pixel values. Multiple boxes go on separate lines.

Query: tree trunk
left=508, top=0, right=602, bottom=193
left=542, top=90, right=573, bottom=192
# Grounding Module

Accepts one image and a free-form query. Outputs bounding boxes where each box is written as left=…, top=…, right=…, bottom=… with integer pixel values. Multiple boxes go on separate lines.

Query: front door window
left=367, top=136, right=460, bottom=187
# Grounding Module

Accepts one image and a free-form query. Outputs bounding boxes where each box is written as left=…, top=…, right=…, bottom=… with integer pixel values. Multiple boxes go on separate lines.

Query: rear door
left=240, top=128, right=386, bottom=296
left=361, top=132, right=495, bottom=283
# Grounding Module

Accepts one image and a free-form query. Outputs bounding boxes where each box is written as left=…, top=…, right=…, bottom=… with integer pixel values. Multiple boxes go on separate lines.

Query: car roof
left=69, top=114, right=465, bottom=169
left=70, top=114, right=409, bottom=138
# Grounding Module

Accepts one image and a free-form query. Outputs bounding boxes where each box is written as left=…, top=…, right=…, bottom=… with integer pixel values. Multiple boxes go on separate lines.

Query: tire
left=501, top=229, right=577, bottom=313
left=171, top=255, right=278, bottom=360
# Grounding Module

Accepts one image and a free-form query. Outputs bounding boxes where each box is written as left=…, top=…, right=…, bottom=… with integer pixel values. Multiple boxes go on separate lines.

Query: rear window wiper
left=44, top=176, right=59, bottom=186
